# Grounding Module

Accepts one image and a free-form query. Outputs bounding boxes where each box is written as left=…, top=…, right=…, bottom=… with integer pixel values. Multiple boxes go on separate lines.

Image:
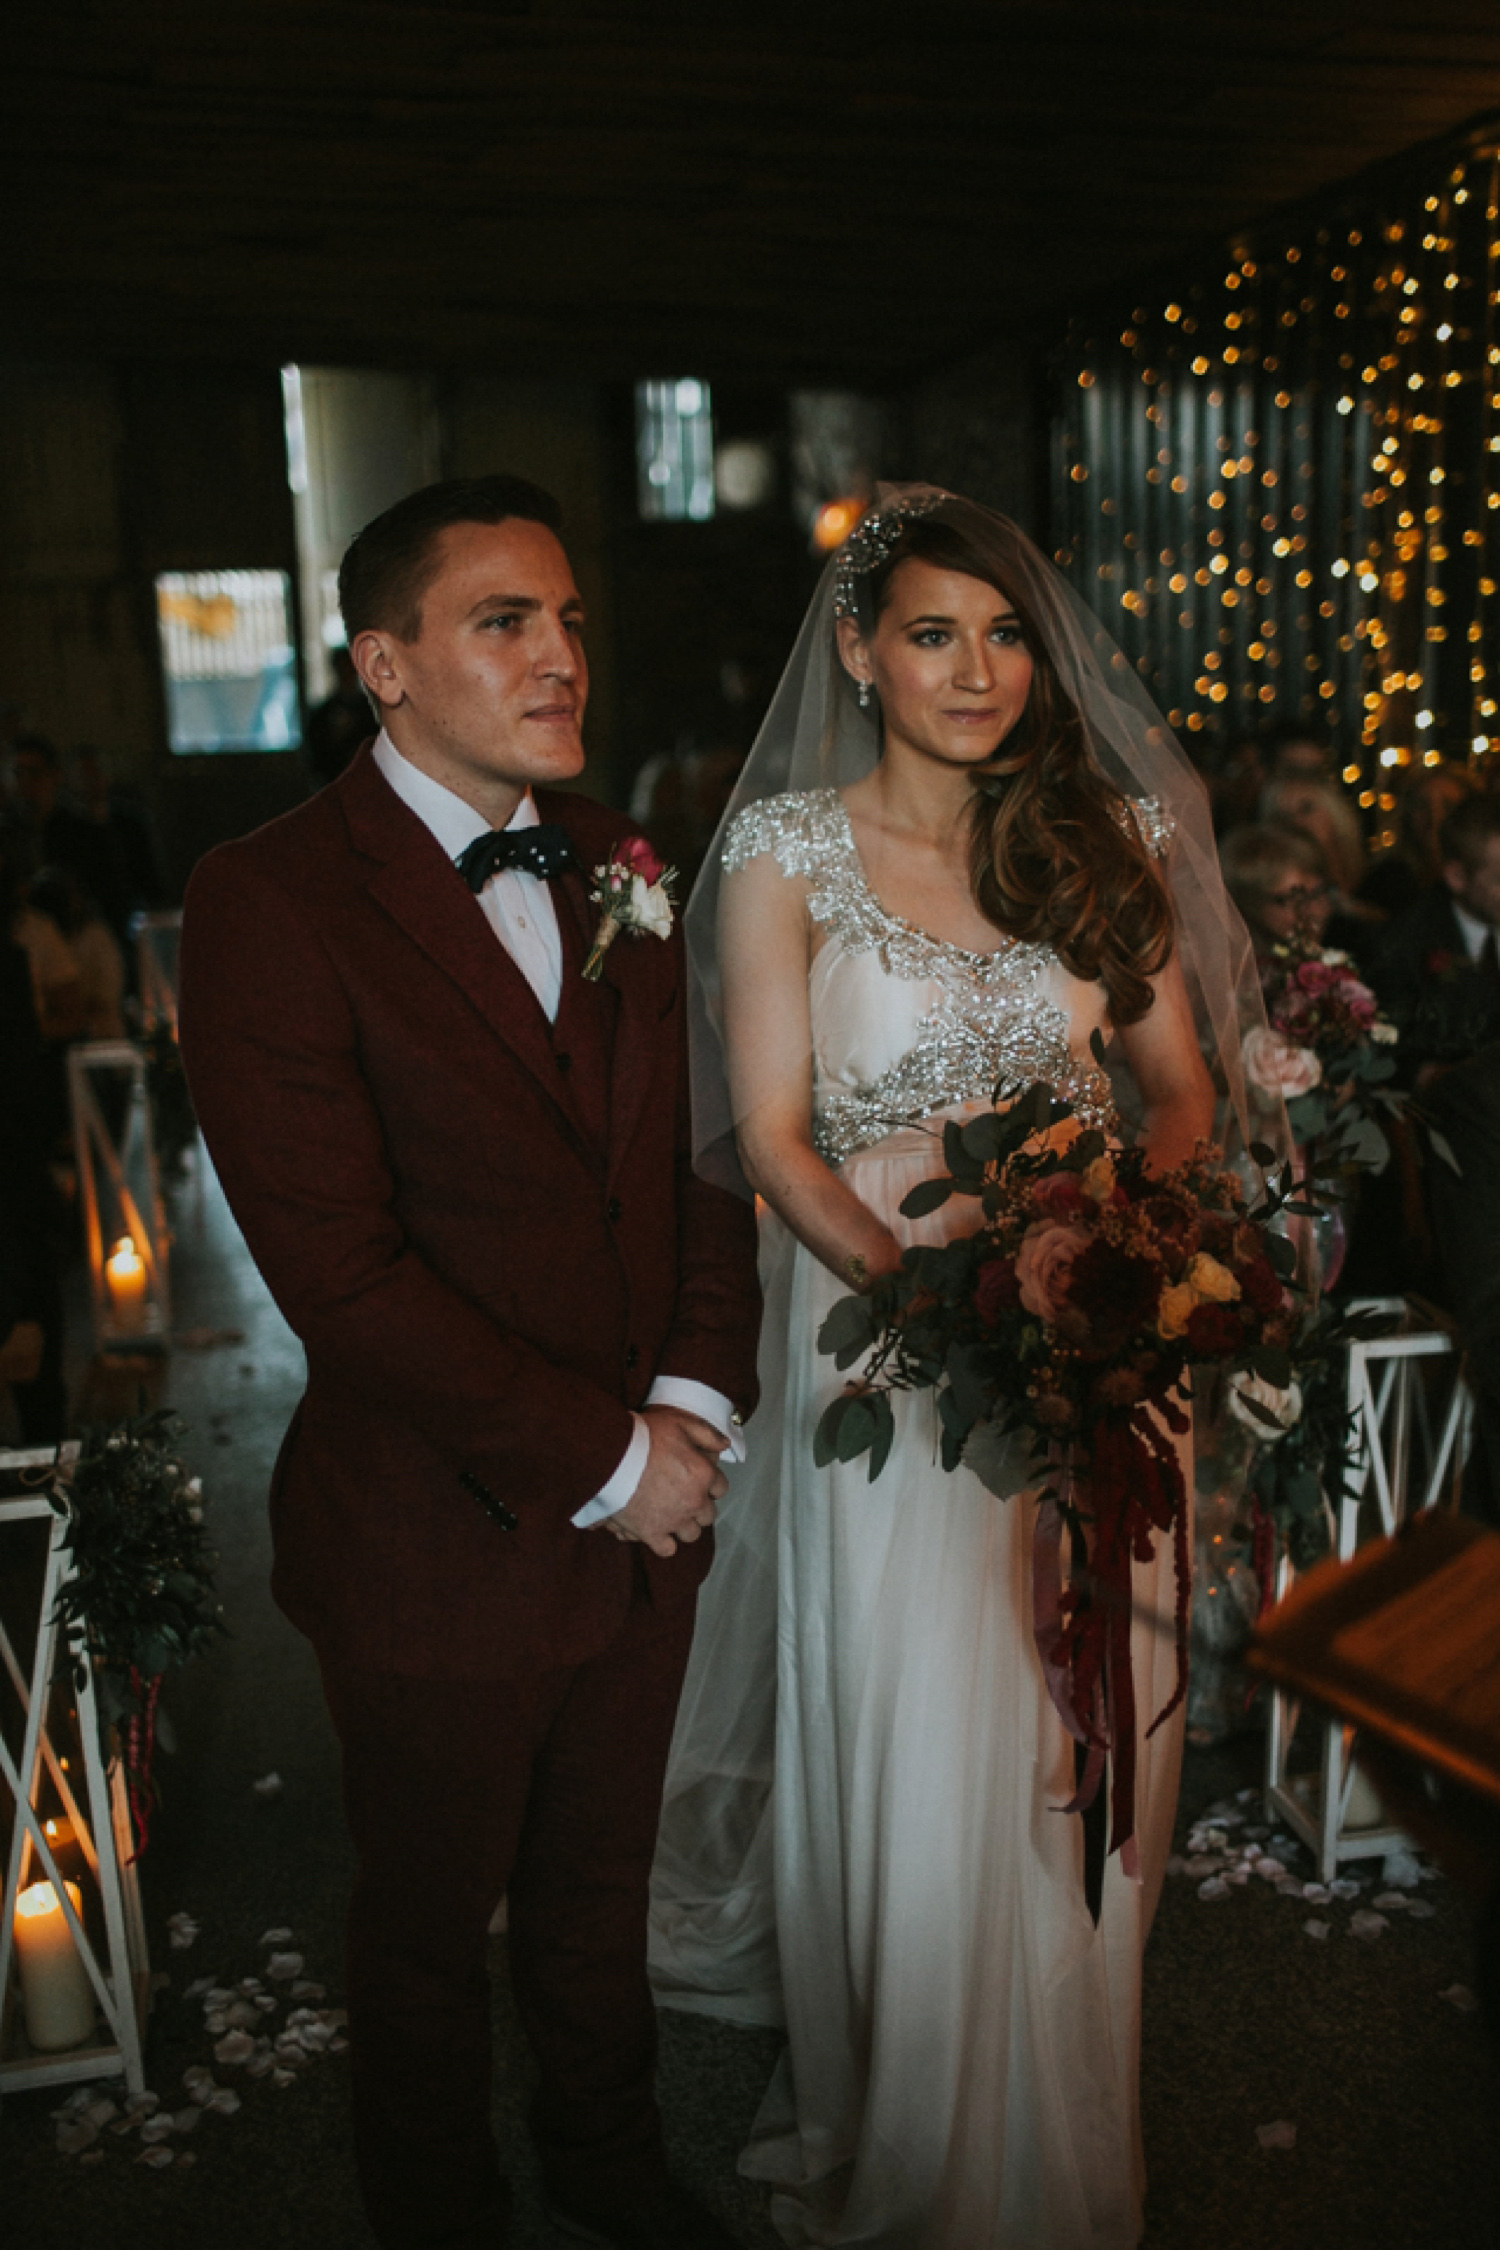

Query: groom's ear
left=350, top=628, right=406, bottom=712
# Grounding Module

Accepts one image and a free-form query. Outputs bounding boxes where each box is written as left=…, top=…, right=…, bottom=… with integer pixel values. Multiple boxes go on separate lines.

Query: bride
left=650, top=489, right=1263, bottom=2248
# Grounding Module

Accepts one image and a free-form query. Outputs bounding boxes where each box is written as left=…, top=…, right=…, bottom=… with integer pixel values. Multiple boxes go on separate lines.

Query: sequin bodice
left=722, top=789, right=1171, bottom=1166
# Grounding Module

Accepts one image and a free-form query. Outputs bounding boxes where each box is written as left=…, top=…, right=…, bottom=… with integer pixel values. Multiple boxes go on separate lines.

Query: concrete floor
left=2, top=1156, right=1498, bottom=2250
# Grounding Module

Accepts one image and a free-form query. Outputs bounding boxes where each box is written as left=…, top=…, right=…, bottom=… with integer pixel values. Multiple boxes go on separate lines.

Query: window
left=636, top=379, right=716, bottom=521
left=155, top=570, right=301, bottom=753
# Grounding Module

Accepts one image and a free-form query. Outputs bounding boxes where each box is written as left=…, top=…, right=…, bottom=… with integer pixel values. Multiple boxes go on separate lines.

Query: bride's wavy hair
left=859, top=505, right=1175, bottom=1025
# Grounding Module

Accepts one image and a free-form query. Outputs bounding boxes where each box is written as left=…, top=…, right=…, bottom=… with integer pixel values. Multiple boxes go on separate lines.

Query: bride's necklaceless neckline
left=834, top=792, right=1019, bottom=966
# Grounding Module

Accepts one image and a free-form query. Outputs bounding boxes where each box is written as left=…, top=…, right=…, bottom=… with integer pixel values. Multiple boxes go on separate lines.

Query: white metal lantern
left=0, top=1447, right=150, bottom=2097
left=1264, top=1300, right=1473, bottom=1879
left=68, top=1042, right=171, bottom=1356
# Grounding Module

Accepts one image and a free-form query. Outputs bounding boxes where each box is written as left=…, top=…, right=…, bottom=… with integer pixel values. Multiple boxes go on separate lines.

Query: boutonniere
left=583, top=837, right=677, bottom=981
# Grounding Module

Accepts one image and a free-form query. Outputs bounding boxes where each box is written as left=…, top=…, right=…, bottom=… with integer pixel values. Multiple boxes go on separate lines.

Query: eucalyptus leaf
left=817, top=1295, right=874, bottom=1362
left=867, top=1394, right=896, bottom=1481
left=901, top=1177, right=954, bottom=1219
left=835, top=1398, right=876, bottom=1463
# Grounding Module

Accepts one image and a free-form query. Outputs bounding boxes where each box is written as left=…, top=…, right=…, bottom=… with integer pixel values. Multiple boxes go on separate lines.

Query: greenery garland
left=49, top=1411, right=227, bottom=1855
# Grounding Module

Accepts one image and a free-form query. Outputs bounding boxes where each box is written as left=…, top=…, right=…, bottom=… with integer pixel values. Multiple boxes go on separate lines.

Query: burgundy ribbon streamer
left=1030, top=1405, right=1190, bottom=1893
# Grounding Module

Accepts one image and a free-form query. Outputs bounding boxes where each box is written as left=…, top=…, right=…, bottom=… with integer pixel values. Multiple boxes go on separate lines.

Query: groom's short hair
left=339, top=475, right=564, bottom=645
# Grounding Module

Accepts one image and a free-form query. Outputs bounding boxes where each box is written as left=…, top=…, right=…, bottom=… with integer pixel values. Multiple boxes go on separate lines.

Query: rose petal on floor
left=1256, top=2120, right=1298, bottom=2151
left=1349, top=1909, right=1390, bottom=1940
left=1440, top=1984, right=1480, bottom=2013
left=251, top=1773, right=284, bottom=1799
left=1303, top=1918, right=1331, bottom=1940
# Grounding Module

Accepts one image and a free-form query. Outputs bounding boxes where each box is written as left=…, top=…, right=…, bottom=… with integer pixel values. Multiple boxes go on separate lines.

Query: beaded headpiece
left=831, top=489, right=950, bottom=618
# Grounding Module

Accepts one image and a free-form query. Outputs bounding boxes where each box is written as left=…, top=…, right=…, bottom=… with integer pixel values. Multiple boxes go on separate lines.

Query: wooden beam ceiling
left=6, top=2, right=1500, bottom=381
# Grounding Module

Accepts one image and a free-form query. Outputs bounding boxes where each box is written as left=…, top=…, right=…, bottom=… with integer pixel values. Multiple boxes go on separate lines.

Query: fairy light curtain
left=1052, top=131, right=1500, bottom=832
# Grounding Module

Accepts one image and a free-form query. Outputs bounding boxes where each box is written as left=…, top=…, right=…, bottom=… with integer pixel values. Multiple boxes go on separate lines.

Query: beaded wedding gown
left=650, top=789, right=1188, bottom=2250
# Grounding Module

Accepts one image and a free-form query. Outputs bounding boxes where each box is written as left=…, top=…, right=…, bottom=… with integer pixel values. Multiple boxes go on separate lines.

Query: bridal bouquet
left=1246, top=937, right=1399, bottom=1166
left=814, top=1082, right=1304, bottom=1875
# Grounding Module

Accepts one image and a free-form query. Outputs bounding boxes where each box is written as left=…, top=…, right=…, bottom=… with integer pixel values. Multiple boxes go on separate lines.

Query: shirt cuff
left=572, top=1413, right=650, bottom=1528
left=645, top=1375, right=746, bottom=1462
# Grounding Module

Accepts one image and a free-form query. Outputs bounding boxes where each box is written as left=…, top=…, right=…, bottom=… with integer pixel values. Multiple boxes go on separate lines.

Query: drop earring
left=857, top=678, right=872, bottom=710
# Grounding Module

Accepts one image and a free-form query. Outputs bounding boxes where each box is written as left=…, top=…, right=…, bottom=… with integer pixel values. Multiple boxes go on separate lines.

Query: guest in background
left=9, top=862, right=86, bottom=1044
left=7, top=733, right=138, bottom=955
left=629, top=741, right=747, bottom=894
left=1358, top=761, right=1476, bottom=921
left=0, top=851, right=68, bottom=1444
left=1263, top=773, right=1369, bottom=903
left=1217, top=821, right=1369, bottom=960
left=1365, top=790, right=1500, bottom=1083
left=1422, top=1042, right=1500, bottom=1531
left=71, top=742, right=168, bottom=929
left=27, top=866, right=126, bottom=1041
left=304, top=646, right=372, bottom=789
left=1209, top=731, right=1265, bottom=836
left=1263, top=721, right=1333, bottom=787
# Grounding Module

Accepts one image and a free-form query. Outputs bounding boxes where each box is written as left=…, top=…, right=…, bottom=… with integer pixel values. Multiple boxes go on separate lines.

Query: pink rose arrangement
left=1252, top=936, right=1398, bottom=1152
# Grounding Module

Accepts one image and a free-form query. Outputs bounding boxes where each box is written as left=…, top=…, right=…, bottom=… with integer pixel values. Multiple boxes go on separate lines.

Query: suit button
left=607, top=1196, right=623, bottom=1222
left=556, top=1052, right=572, bottom=1073
left=625, top=1344, right=640, bottom=1371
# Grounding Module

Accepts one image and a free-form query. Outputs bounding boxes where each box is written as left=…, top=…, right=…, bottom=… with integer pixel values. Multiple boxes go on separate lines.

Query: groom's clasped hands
left=603, top=1405, right=730, bottom=1555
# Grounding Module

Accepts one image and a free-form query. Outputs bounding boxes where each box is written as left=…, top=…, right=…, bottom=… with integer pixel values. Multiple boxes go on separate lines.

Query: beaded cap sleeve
left=721, top=789, right=1118, bottom=1166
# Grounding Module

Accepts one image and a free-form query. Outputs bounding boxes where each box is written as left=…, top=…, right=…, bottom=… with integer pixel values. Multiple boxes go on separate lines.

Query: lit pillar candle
left=105, top=1236, right=148, bottom=1333
left=13, top=1880, right=96, bottom=2051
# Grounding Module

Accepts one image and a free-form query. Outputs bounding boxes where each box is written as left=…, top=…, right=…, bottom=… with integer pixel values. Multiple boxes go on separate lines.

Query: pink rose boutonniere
left=583, top=836, right=678, bottom=981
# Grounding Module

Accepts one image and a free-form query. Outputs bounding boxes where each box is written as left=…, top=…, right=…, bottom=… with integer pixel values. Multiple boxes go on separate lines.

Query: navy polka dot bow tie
left=455, top=823, right=577, bottom=891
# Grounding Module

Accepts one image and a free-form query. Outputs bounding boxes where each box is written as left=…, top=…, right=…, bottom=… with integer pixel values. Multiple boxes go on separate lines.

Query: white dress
left=650, top=790, right=1187, bottom=2250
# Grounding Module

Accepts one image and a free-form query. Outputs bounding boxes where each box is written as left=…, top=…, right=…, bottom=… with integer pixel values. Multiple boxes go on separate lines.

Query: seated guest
left=1263, top=721, right=1333, bottom=788
left=1366, top=791, right=1500, bottom=1083
left=0, top=860, right=68, bottom=1442
left=9, top=734, right=135, bottom=941
left=1358, top=761, right=1476, bottom=922
left=1263, top=773, right=1369, bottom=905
left=1218, top=821, right=1367, bottom=960
left=1210, top=732, right=1266, bottom=837
left=8, top=862, right=85, bottom=1044
left=71, top=742, right=168, bottom=927
left=303, top=646, right=371, bottom=789
left=27, top=865, right=126, bottom=1041
left=1422, top=1041, right=1500, bottom=1531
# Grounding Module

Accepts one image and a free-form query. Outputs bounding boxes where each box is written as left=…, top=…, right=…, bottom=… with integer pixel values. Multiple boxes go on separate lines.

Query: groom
left=179, top=475, right=761, bottom=2250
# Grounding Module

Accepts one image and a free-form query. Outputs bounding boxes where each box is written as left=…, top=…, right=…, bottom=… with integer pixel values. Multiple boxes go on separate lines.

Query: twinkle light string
left=1053, top=131, right=1500, bottom=813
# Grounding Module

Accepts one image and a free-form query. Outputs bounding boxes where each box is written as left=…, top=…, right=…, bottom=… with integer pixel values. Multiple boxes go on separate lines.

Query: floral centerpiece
left=49, top=1412, right=226, bottom=1857
left=814, top=1081, right=1321, bottom=1877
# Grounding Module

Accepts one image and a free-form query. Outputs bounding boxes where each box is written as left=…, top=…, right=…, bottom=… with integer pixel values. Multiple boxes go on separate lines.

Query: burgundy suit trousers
left=319, top=1564, right=698, bottom=2248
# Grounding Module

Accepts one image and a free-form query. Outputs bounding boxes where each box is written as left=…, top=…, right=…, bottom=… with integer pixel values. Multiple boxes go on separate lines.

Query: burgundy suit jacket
left=178, top=747, right=761, bottom=1679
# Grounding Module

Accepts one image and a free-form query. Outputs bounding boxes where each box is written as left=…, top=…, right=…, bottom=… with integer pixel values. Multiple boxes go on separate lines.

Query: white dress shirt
left=370, top=731, right=740, bottom=1525
left=1452, top=898, right=1495, bottom=964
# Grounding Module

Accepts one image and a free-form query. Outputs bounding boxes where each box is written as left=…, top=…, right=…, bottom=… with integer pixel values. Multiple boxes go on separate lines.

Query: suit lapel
left=549, top=799, right=660, bottom=1183
left=341, top=750, right=582, bottom=1130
